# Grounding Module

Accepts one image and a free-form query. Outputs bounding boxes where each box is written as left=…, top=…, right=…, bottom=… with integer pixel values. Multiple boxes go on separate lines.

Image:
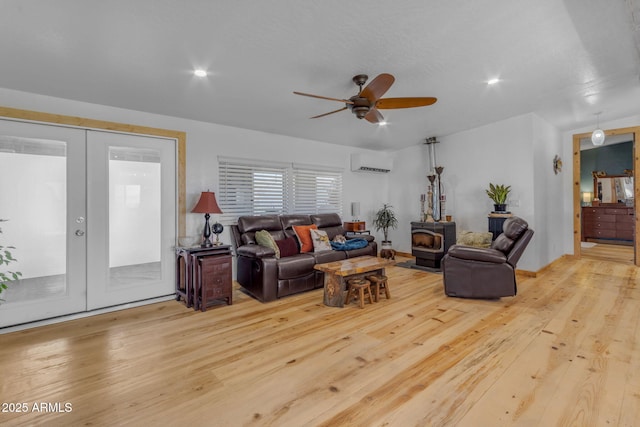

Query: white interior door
left=0, top=120, right=177, bottom=328
left=86, top=131, right=176, bottom=310
left=0, top=120, right=87, bottom=328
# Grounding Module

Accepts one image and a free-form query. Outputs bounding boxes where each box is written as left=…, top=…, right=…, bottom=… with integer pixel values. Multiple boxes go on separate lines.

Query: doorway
left=572, top=125, right=640, bottom=266
left=0, top=119, right=177, bottom=328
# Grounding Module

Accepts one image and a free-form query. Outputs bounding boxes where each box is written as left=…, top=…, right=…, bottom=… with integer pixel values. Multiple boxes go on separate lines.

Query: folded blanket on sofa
left=330, top=238, right=369, bottom=251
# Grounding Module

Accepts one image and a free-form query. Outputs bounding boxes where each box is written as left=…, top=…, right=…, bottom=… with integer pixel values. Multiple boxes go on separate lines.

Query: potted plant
left=486, top=183, right=511, bottom=212
left=0, top=219, right=21, bottom=303
left=373, top=204, right=398, bottom=249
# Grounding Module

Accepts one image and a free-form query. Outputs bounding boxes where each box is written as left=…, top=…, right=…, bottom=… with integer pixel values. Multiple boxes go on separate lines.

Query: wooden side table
left=195, top=252, right=232, bottom=311
left=343, top=221, right=366, bottom=231
left=175, top=245, right=232, bottom=311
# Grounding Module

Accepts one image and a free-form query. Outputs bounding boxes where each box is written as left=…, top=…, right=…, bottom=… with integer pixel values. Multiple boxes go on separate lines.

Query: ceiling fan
left=293, top=73, right=437, bottom=124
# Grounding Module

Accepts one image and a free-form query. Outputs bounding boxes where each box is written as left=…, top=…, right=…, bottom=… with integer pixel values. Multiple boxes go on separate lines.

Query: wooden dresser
left=582, top=206, right=634, bottom=242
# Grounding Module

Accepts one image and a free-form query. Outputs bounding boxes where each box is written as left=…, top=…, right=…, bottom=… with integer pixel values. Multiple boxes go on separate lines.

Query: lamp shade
left=591, top=129, right=605, bottom=146
left=191, top=191, right=223, bottom=214
left=582, top=192, right=592, bottom=203
left=351, top=202, right=360, bottom=217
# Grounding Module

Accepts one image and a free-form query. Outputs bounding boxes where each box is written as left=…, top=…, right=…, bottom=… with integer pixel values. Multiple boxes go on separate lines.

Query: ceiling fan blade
left=310, top=107, right=348, bottom=119
left=364, top=108, right=384, bottom=124
left=360, top=73, right=395, bottom=102
left=293, top=91, right=354, bottom=104
left=375, top=97, right=438, bottom=109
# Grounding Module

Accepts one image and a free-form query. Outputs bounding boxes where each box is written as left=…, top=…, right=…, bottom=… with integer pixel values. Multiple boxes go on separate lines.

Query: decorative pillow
left=457, top=230, right=493, bottom=248
left=292, top=224, right=318, bottom=253
left=310, top=229, right=332, bottom=252
left=275, top=237, right=299, bottom=257
left=255, top=230, right=280, bottom=258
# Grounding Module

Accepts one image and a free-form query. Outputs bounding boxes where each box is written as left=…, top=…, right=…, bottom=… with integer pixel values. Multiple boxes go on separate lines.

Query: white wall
left=0, top=88, right=390, bottom=247
left=391, top=113, right=551, bottom=272
left=532, top=114, right=565, bottom=268
left=386, top=143, right=429, bottom=248
left=4, top=86, right=637, bottom=275
left=561, top=113, right=640, bottom=255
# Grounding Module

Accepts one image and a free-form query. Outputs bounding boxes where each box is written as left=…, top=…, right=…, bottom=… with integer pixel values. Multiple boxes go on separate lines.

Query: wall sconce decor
left=553, top=155, right=563, bottom=174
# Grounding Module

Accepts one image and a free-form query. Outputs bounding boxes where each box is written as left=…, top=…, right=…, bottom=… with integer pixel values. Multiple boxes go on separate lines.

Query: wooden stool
left=365, top=274, right=390, bottom=302
left=345, top=278, right=374, bottom=309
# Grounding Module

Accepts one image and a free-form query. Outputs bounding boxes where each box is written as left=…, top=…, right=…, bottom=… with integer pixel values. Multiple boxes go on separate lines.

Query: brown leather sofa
left=230, top=213, right=377, bottom=302
left=441, top=216, right=534, bottom=298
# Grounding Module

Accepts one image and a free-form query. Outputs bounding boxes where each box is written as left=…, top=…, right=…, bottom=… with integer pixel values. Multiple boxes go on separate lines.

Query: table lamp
left=351, top=201, right=360, bottom=221
left=191, top=191, right=223, bottom=247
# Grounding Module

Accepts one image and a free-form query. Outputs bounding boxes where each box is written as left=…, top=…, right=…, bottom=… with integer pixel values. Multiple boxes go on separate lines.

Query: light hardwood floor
left=581, top=242, right=635, bottom=265
left=1, top=255, right=639, bottom=426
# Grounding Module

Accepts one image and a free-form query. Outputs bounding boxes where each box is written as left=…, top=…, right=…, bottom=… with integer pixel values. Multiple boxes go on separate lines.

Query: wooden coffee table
left=314, top=255, right=395, bottom=307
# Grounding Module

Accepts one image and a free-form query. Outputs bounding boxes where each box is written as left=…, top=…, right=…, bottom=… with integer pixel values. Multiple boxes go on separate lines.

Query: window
left=218, top=157, right=342, bottom=223
left=292, top=165, right=342, bottom=214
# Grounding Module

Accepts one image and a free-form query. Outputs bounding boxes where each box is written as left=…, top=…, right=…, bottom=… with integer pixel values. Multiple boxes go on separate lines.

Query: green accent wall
left=580, top=141, right=633, bottom=194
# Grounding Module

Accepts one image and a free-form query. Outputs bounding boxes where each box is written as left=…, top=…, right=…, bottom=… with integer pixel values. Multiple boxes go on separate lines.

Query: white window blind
left=218, top=158, right=343, bottom=224
left=218, top=159, right=289, bottom=223
left=292, top=166, right=343, bottom=214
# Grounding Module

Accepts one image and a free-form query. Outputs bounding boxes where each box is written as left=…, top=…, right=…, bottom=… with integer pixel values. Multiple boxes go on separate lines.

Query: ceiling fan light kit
left=294, top=73, right=437, bottom=124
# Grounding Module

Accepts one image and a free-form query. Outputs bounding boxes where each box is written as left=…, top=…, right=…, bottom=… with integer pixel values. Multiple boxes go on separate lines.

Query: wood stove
left=410, top=221, right=456, bottom=270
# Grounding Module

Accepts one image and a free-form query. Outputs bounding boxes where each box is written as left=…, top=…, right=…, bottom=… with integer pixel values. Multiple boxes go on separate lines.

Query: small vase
left=493, top=203, right=507, bottom=212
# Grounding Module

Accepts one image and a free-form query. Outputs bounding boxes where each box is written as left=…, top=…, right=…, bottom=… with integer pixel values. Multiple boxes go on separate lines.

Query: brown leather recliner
left=442, top=216, right=534, bottom=298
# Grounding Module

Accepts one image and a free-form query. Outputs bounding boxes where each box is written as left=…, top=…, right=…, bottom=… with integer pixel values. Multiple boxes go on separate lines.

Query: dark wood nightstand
left=175, top=245, right=232, bottom=311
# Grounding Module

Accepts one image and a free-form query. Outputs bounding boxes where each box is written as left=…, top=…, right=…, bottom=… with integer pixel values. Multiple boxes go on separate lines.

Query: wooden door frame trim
left=572, top=125, right=640, bottom=266
left=0, top=106, right=187, bottom=236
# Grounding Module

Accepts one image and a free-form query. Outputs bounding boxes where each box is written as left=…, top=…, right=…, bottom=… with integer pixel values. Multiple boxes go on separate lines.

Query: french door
left=86, top=131, right=175, bottom=310
left=0, top=119, right=176, bottom=328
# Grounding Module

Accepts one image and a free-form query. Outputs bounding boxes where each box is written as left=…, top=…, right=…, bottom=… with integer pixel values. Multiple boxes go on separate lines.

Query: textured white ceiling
left=1, top=0, right=639, bottom=150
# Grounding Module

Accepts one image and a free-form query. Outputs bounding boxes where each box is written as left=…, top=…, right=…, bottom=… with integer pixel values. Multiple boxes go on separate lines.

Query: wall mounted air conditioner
left=350, top=152, right=393, bottom=173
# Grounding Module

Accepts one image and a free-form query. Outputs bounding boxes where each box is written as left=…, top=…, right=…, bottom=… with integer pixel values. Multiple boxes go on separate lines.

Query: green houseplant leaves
left=373, top=204, right=398, bottom=243
left=485, top=183, right=511, bottom=204
left=0, top=219, right=22, bottom=303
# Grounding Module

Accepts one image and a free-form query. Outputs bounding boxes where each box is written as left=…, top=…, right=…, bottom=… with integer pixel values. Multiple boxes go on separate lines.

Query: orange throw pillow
left=292, top=224, right=318, bottom=253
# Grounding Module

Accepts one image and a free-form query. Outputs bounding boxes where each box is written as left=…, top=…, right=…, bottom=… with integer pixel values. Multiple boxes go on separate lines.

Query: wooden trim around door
left=0, top=106, right=187, bottom=236
left=573, top=125, right=640, bottom=266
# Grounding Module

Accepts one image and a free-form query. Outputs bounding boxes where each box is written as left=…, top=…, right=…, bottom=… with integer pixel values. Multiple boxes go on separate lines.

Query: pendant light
left=591, top=112, right=605, bottom=146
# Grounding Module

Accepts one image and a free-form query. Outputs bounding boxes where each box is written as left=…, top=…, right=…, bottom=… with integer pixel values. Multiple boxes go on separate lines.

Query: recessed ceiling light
left=194, top=69, right=208, bottom=77
left=378, top=121, right=388, bottom=126
left=487, top=78, right=500, bottom=85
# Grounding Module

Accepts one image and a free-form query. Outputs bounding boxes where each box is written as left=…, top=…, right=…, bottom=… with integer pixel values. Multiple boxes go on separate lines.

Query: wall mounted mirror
left=593, top=172, right=634, bottom=205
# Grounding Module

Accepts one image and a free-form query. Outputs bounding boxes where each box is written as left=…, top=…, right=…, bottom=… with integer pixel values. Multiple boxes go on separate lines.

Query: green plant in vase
left=486, top=183, right=511, bottom=212
left=0, top=219, right=22, bottom=303
left=373, top=204, right=398, bottom=247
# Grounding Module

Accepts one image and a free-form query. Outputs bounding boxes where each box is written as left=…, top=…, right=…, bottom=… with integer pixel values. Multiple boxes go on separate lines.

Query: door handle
left=75, top=230, right=85, bottom=236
